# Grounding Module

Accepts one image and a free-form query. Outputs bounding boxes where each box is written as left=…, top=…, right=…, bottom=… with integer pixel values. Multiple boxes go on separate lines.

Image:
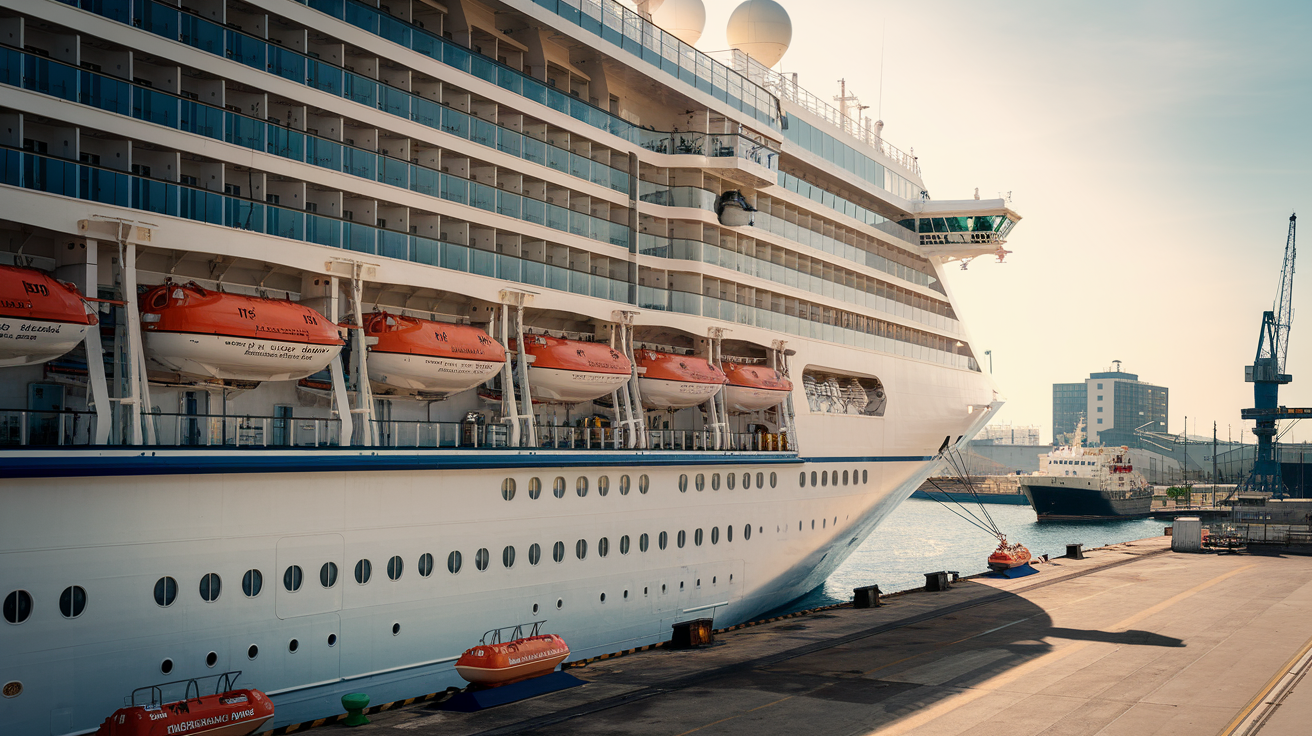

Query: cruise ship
left=0, top=0, right=1020, bottom=731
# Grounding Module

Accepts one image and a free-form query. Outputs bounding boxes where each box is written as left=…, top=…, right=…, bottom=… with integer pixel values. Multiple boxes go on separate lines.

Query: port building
left=1052, top=362, right=1168, bottom=447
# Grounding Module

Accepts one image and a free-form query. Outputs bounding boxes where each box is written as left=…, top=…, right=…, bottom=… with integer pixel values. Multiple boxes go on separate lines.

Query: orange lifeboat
left=722, top=361, right=792, bottom=413
left=510, top=335, right=631, bottom=404
left=635, top=349, right=727, bottom=409
left=454, top=634, right=570, bottom=687
left=94, top=684, right=273, bottom=736
left=140, top=282, right=343, bottom=382
left=360, top=311, right=505, bottom=397
left=987, top=537, right=1032, bottom=571
left=0, top=264, right=97, bottom=367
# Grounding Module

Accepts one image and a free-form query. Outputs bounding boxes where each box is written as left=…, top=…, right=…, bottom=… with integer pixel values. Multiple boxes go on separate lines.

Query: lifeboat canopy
left=723, top=361, right=792, bottom=413
left=635, top=349, right=726, bottom=409
left=454, top=633, right=570, bottom=687
left=0, top=264, right=97, bottom=367
left=362, top=311, right=505, bottom=398
left=512, top=334, right=632, bottom=404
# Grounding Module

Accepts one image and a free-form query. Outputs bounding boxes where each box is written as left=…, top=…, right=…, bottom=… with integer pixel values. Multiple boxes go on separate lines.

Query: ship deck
left=318, top=536, right=1312, bottom=736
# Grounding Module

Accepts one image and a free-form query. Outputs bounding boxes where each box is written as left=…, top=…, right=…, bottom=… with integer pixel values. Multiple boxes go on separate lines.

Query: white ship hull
left=638, top=377, right=725, bottom=409
left=725, top=385, right=790, bottom=413
left=144, top=332, right=342, bottom=382
left=0, top=317, right=89, bottom=367
left=528, top=366, right=632, bottom=403
left=368, top=351, right=503, bottom=395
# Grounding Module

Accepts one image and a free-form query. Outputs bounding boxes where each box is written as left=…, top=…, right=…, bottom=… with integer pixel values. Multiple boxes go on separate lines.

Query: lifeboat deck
left=327, top=537, right=1312, bottom=736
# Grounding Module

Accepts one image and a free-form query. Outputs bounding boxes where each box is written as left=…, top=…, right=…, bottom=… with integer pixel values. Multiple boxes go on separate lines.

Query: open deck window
left=803, top=370, right=886, bottom=416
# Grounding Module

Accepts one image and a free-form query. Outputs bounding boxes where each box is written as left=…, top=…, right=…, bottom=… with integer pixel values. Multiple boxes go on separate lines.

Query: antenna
left=878, top=21, right=885, bottom=120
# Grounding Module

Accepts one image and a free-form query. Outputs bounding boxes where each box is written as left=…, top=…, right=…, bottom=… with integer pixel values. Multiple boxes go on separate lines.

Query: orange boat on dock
left=454, top=632, right=570, bottom=687
left=988, top=536, right=1032, bottom=571
left=94, top=673, right=273, bottom=736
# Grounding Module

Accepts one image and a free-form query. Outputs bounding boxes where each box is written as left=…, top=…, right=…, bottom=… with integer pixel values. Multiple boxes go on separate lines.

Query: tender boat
left=715, top=189, right=757, bottom=227
left=140, top=282, right=343, bottom=382
left=94, top=679, right=273, bottom=736
left=511, top=335, right=631, bottom=403
left=454, top=634, right=570, bottom=687
left=722, top=361, right=793, bottom=412
left=0, top=263, right=97, bottom=367
left=635, top=349, right=727, bottom=409
left=987, top=537, right=1032, bottom=571
left=360, top=311, right=505, bottom=397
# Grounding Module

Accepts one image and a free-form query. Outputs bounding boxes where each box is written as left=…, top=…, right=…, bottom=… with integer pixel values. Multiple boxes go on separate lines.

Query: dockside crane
left=1241, top=214, right=1312, bottom=498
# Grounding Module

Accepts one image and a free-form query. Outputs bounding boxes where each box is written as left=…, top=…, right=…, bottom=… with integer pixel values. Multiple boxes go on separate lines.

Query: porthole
left=620, top=475, right=631, bottom=495
left=677, top=530, right=687, bottom=548
left=695, top=473, right=705, bottom=491
left=727, top=472, right=736, bottom=490
left=852, top=468, right=859, bottom=484
left=502, top=546, right=516, bottom=569
left=392, top=623, right=401, bottom=636
left=727, top=525, right=734, bottom=542
left=770, top=472, right=777, bottom=488
left=623, top=590, right=629, bottom=599
left=532, top=603, right=540, bottom=614
left=160, top=659, right=174, bottom=675
left=799, top=471, right=806, bottom=487
left=247, top=645, right=258, bottom=660
left=553, top=541, right=565, bottom=563
left=821, top=472, right=828, bottom=487
left=680, top=581, right=685, bottom=591
left=59, top=586, right=87, bottom=619
left=713, top=576, right=717, bottom=584
left=862, top=469, right=868, bottom=484
left=3, top=590, right=32, bottom=624
left=711, top=527, right=720, bottom=545
left=639, top=533, right=650, bottom=552
left=639, top=474, right=650, bottom=494
left=620, top=535, right=631, bottom=555
left=205, top=651, right=217, bottom=668
left=662, top=584, right=667, bottom=594
left=418, top=553, right=434, bottom=577
left=283, top=566, right=303, bottom=593
left=553, top=476, right=566, bottom=498
left=289, top=639, right=299, bottom=653
left=678, top=474, right=688, bottom=493
left=799, top=521, right=803, bottom=531
left=600, top=592, right=606, bottom=603
left=556, top=599, right=563, bottom=610
left=355, top=559, right=372, bottom=585
left=644, top=587, right=649, bottom=596
left=529, top=543, right=542, bottom=566
left=711, top=473, right=721, bottom=491
left=757, top=472, right=764, bottom=488
left=810, top=471, right=818, bottom=486
left=745, top=524, right=752, bottom=541
left=823, top=519, right=827, bottom=528
left=743, top=472, right=751, bottom=490
left=3, top=681, right=22, bottom=698
left=387, top=555, right=404, bottom=581
left=199, top=573, right=222, bottom=602
left=153, top=577, right=177, bottom=608
left=242, top=569, right=263, bottom=598
left=812, top=519, right=816, bottom=530
left=658, top=531, right=668, bottom=550
left=475, top=548, right=490, bottom=571
left=694, top=529, right=703, bottom=546
left=831, top=470, right=838, bottom=486
left=320, top=562, right=338, bottom=589
left=599, top=537, right=610, bottom=557
left=843, top=470, right=849, bottom=486
left=327, top=633, right=337, bottom=647
left=696, top=579, right=700, bottom=588
left=598, top=475, right=609, bottom=496
left=575, top=539, right=588, bottom=560
left=501, top=478, right=516, bottom=501
left=447, top=551, right=462, bottom=574
left=576, top=476, right=589, bottom=497
left=529, top=477, right=542, bottom=499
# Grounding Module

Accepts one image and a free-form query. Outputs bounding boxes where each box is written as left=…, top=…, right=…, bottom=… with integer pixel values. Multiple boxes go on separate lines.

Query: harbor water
left=778, top=498, right=1166, bottom=613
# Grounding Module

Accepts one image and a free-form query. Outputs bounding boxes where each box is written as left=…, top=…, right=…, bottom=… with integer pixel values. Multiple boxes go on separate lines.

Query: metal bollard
left=924, top=571, right=950, bottom=592
left=1066, top=543, right=1084, bottom=560
left=341, top=693, right=370, bottom=726
left=853, top=584, right=883, bottom=608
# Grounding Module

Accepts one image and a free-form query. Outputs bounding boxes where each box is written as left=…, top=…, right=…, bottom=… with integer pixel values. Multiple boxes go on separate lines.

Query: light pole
left=984, top=350, right=993, bottom=373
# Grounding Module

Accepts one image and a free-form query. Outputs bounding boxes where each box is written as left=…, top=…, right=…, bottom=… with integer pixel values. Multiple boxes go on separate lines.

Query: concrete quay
left=306, top=538, right=1312, bottom=736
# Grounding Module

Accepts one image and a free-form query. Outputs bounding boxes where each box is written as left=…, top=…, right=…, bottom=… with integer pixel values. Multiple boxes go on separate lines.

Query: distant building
left=1052, top=362, right=1168, bottom=447
left=976, top=423, right=1042, bottom=445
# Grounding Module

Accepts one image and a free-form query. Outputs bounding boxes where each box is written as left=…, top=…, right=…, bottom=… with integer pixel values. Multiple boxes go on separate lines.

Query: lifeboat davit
left=635, top=349, right=726, bottom=409
left=140, top=282, right=343, bottom=382
left=512, top=335, right=631, bottom=404
left=454, top=634, right=570, bottom=687
left=0, top=264, right=97, bottom=367
left=987, top=537, right=1032, bottom=571
left=360, top=312, right=505, bottom=397
left=94, top=686, right=274, bottom=736
left=722, top=361, right=792, bottom=412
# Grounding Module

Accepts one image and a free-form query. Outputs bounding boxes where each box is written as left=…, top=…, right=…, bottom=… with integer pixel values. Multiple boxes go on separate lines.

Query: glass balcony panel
left=470, top=182, right=496, bottom=212
left=378, top=230, right=408, bottom=260
left=413, top=236, right=440, bottom=266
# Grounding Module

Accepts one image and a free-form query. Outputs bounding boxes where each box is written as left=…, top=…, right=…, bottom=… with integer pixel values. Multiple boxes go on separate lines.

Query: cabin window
left=575, top=539, right=588, bottom=560
left=553, top=541, right=565, bottom=562
left=771, top=472, right=778, bottom=488
left=620, top=475, right=631, bottom=495
left=247, top=645, right=258, bottom=659
left=242, top=569, right=263, bottom=597
left=679, top=474, right=688, bottom=492
left=694, top=529, right=704, bottom=546
left=355, top=559, right=372, bottom=584
left=447, top=551, right=462, bottom=574
left=677, top=530, right=687, bottom=548
left=640, top=533, right=650, bottom=552
left=319, top=562, right=338, bottom=589
left=711, top=527, right=720, bottom=545
left=757, top=472, right=765, bottom=488
left=58, top=586, right=86, bottom=619
left=474, top=549, right=489, bottom=571
left=711, top=473, right=721, bottom=490
left=598, top=476, right=610, bottom=496
left=696, top=474, right=705, bottom=491
left=843, top=470, right=849, bottom=486
left=727, top=525, right=734, bottom=542
left=821, top=472, right=829, bottom=487
left=283, top=566, right=303, bottom=593
left=205, top=652, right=218, bottom=668
left=392, top=623, right=400, bottom=636
left=161, top=659, right=173, bottom=674
left=658, top=531, right=668, bottom=550
left=199, top=573, right=222, bottom=602
left=553, top=477, right=566, bottom=498
left=418, top=553, right=434, bottom=577
left=529, top=477, right=542, bottom=499
left=577, top=476, right=589, bottom=497
left=639, top=475, right=650, bottom=494
left=387, top=556, right=404, bottom=580
left=327, top=634, right=337, bottom=647
left=600, top=593, right=607, bottom=603
left=862, top=470, right=868, bottom=484
left=529, top=544, right=542, bottom=565
left=799, top=471, right=806, bottom=487
left=153, top=577, right=177, bottom=608
left=502, top=546, right=516, bottom=569
left=620, top=535, right=631, bottom=554
left=811, top=471, right=818, bottom=486
left=745, top=524, right=752, bottom=540
left=598, top=537, right=610, bottom=557
left=728, top=472, right=736, bottom=490
left=743, top=472, right=751, bottom=490
left=501, top=478, right=516, bottom=501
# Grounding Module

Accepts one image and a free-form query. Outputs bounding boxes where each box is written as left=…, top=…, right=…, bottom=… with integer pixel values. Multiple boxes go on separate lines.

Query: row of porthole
left=449, top=525, right=754, bottom=572
left=149, top=554, right=426, bottom=608
left=528, top=574, right=735, bottom=615
left=502, top=474, right=649, bottom=501
left=2, top=587, right=84, bottom=624
left=801, top=469, right=868, bottom=487
left=679, top=471, right=779, bottom=493
left=155, top=626, right=377, bottom=675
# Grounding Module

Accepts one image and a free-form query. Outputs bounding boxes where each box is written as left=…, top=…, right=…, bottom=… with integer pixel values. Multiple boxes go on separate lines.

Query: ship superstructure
left=1020, top=421, right=1153, bottom=520
left=0, top=0, right=1019, bottom=732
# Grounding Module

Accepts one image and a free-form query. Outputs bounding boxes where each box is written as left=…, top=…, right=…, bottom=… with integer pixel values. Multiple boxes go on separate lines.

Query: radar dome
left=651, top=0, right=706, bottom=47
left=726, top=0, right=792, bottom=68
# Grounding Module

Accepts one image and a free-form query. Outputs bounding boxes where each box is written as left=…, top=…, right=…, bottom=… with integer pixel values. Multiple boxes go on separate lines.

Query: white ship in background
left=0, top=0, right=1020, bottom=731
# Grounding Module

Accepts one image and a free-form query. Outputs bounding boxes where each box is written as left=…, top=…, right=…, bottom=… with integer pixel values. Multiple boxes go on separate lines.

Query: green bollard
left=341, top=693, right=370, bottom=726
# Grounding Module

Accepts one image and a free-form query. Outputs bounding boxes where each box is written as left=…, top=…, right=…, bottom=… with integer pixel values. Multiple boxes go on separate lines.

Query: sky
left=694, top=0, right=1312, bottom=443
